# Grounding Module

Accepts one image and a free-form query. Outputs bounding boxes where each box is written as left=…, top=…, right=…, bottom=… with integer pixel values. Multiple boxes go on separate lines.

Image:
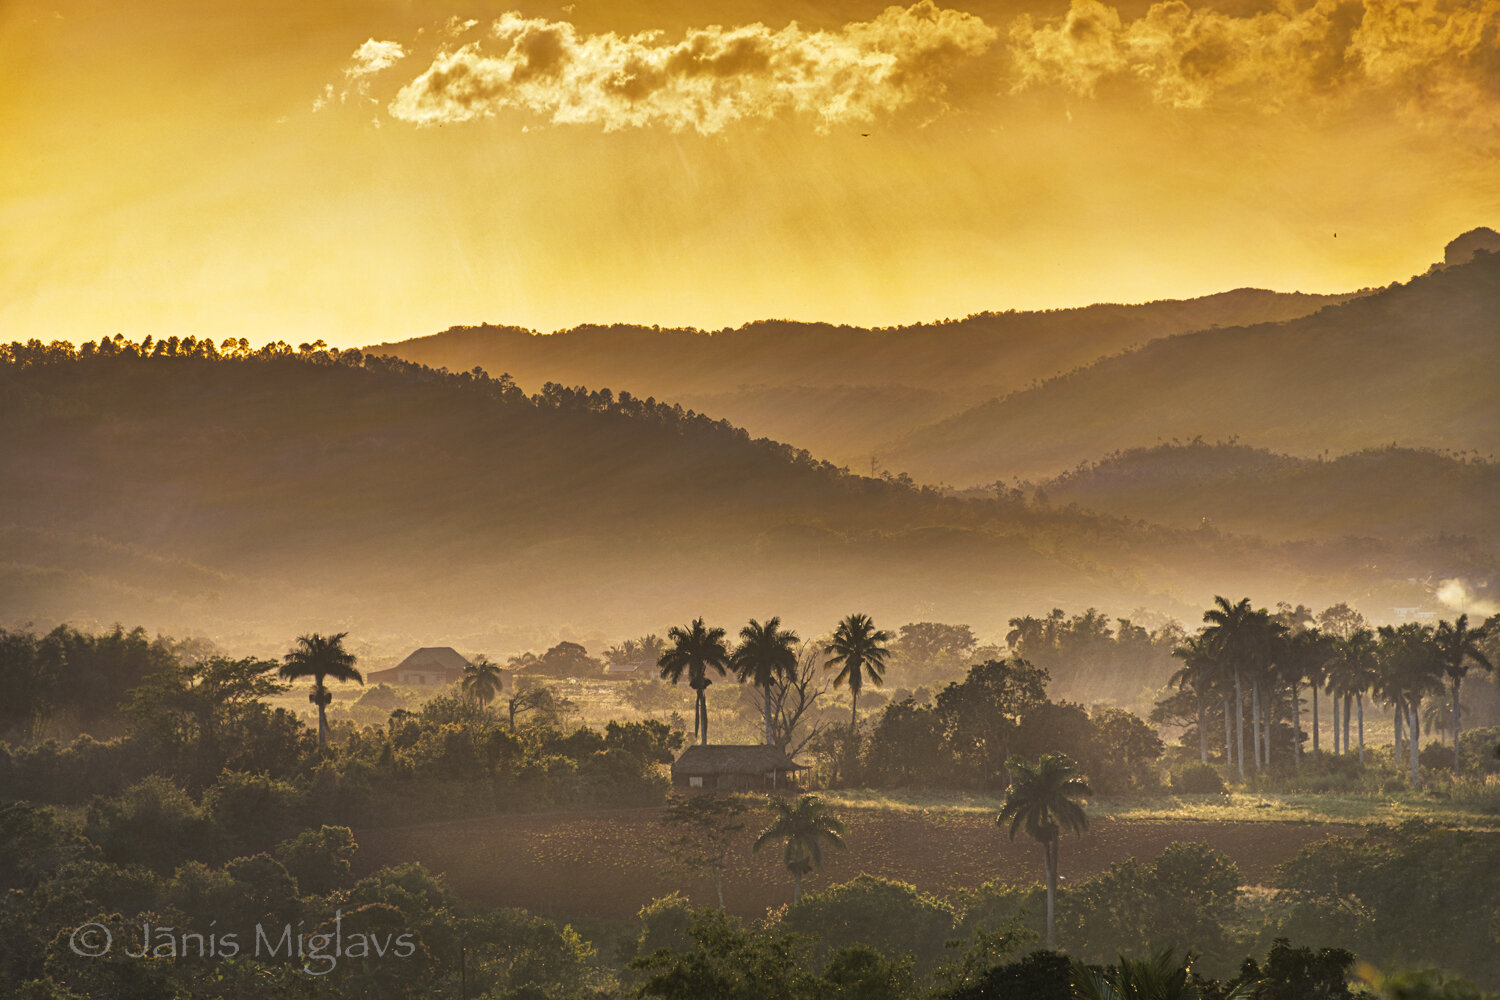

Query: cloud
left=1436, top=578, right=1499, bottom=617
left=315, top=39, right=407, bottom=110
left=385, top=3, right=997, bottom=133
left=1007, top=0, right=1500, bottom=126
left=348, top=38, right=407, bottom=79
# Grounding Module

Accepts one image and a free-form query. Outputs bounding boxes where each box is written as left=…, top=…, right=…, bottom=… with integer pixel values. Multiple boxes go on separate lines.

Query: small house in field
left=366, top=647, right=471, bottom=687
left=602, top=660, right=651, bottom=680
left=671, top=745, right=806, bottom=792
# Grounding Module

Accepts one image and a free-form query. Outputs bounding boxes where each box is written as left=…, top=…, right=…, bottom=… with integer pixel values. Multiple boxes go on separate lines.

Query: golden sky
left=3, top=0, right=1498, bottom=347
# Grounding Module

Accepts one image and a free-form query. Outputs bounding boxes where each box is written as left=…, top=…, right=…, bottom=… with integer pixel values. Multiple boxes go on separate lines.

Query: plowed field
left=355, top=807, right=1354, bottom=920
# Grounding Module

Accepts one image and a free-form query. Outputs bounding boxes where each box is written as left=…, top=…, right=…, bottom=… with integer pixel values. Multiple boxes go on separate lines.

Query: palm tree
left=1169, top=635, right=1217, bottom=764
left=461, top=655, right=506, bottom=708
left=1431, top=614, right=1494, bottom=778
left=1072, top=948, right=1258, bottom=1000
left=1272, top=628, right=1309, bottom=767
left=1201, top=597, right=1277, bottom=781
left=658, top=617, right=730, bottom=746
left=1377, top=623, right=1445, bottom=785
left=997, top=752, right=1091, bottom=951
left=732, top=617, right=801, bottom=746
left=753, top=795, right=847, bottom=904
left=823, top=613, right=892, bottom=730
left=279, top=632, right=363, bottom=750
left=1334, top=628, right=1379, bottom=764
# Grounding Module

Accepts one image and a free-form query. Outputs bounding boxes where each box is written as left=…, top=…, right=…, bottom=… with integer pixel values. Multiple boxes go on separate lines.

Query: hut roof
left=672, top=745, right=806, bottom=777
left=367, top=646, right=471, bottom=683
left=394, top=647, right=471, bottom=672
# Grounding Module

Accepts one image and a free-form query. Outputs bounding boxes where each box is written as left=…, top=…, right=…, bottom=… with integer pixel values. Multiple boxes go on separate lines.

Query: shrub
left=777, top=874, right=956, bottom=976
left=635, top=893, right=695, bottom=959
left=83, top=776, right=214, bottom=872
left=1171, top=762, right=1226, bottom=794
left=1418, top=741, right=1454, bottom=771
left=1293, top=752, right=1370, bottom=794
left=0, top=801, right=97, bottom=891
left=1456, top=727, right=1500, bottom=774
left=275, top=825, right=358, bottom=895
left=201, top=771, right=307, bottom=856
left=937, top=950, right=1074, bottom=1000
left=820, top=944, right=915, bottom=1000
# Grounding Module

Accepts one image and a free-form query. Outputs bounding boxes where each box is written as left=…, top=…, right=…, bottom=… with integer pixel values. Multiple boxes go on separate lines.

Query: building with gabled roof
left=366, top=646, right=471, bottom=687
left=671, top=744, right=806, bottom=792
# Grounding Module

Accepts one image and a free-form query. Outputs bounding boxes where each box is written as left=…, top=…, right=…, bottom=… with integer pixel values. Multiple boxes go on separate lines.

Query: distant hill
left=367, top=289, right=1352, bottom=471
left=0, top=344, right=1471, bottom=655
left=1035, top=443, right=1500, bottom=545
left=886, top=251, right=1500, bottom=485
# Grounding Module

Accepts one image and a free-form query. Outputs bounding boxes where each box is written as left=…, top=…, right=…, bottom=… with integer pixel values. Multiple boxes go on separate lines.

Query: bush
left=1293, top=752, right=1370, bottom=794
left=777, top=874, right=956, bottom=976
left=275, top=825, right=357, bottom=895
left=635, top=893, right=696, bottom=959
left=0, top=801, right=96, bottom=891
left=1456, top=727, right=1500, bottom=774
left=937, top=950, right=1074, bottom=1000
left=1060, top=842, right=1241, bottom=968
left=83, top=776, right=214, bottom=872
left=202, top=771, right=307, bottom=856
left=1171, top=762, right=1226, bottom=795
left=820, top=945, right=914, bottom=1000
left=1418, top=741, right=1454, bottom=771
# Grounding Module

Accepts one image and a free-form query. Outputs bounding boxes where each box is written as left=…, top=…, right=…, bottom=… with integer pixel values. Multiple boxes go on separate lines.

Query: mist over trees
left=7, top=336, right=1478, bottom=651
left=3, top=604, right=1497, bottom=997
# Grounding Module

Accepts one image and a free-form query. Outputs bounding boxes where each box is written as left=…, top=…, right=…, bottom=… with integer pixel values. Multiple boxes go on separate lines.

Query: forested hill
left=0, top=342, right=1462, bottom=651
left=886, top=251, right=1500, bottom=485
left=365, top=289, right=1351, bottom=471
left=1035, top=443, right=1500, bottom=545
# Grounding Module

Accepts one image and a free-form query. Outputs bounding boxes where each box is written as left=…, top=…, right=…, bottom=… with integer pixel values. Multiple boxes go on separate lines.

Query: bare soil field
left=354, top=806, right=1356, bottom=921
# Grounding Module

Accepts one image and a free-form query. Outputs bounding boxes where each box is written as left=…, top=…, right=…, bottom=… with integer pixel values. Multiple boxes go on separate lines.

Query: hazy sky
left=4, top=0, right=1498, bottom=347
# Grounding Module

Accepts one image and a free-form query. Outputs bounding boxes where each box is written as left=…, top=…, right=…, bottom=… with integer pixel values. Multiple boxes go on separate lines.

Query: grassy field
left=821, top=785, right=1500, bottom=829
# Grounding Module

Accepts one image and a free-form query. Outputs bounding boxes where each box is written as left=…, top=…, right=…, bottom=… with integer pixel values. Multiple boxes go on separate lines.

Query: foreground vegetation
left=0, top=595, right=1496, bottom=997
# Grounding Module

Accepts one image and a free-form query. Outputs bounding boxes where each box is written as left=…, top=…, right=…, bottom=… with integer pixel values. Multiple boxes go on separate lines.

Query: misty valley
left=2, top=235, right=1498, bottom=1000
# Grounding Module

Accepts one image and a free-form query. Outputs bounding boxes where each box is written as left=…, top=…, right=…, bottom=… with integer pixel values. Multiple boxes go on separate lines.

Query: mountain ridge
left=1, top=342, right=1469, bottom=653
left=885, top=252, right=1500, bottom=484
left=365, top=287, right=1357, bottom=471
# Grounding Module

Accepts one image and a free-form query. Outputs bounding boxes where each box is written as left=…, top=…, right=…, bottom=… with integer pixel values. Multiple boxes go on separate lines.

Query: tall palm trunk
left=1290, top=682, right=1301, bottom=768
left=1357, top=693, right=1365, bottom=764
left=851, top=687, right=859, bottom=730
left=1311, top=685, right=1320, bottom=756
left=315, top=677, right=330, bottom=749
left=1235, top=670, right=1245, bottom=782
left=1264, top=683, right=1273, bottom=766
left=763, top=687, right=775, bottom=746
left=1331, top=689, right=1340, bottom=755
left=1223, top=697, right=1233, bottom=767
left=1393, top=702, right=1403, bottom=759
left=792, top=868, right=802, bottom=905
left=1343, top=693, right=1353, bottom=753
left=1453, top=677, right=1463, bottom=778
left=1197, top=695, right=1207, bottom=764
left=1408, top=701, right=1420, bottom=786
left=1251, top=682, right=1262, bottom=770
left=698, top=690, right=709, bottom=745
left=1044, top=837, right=1058, bottom=951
